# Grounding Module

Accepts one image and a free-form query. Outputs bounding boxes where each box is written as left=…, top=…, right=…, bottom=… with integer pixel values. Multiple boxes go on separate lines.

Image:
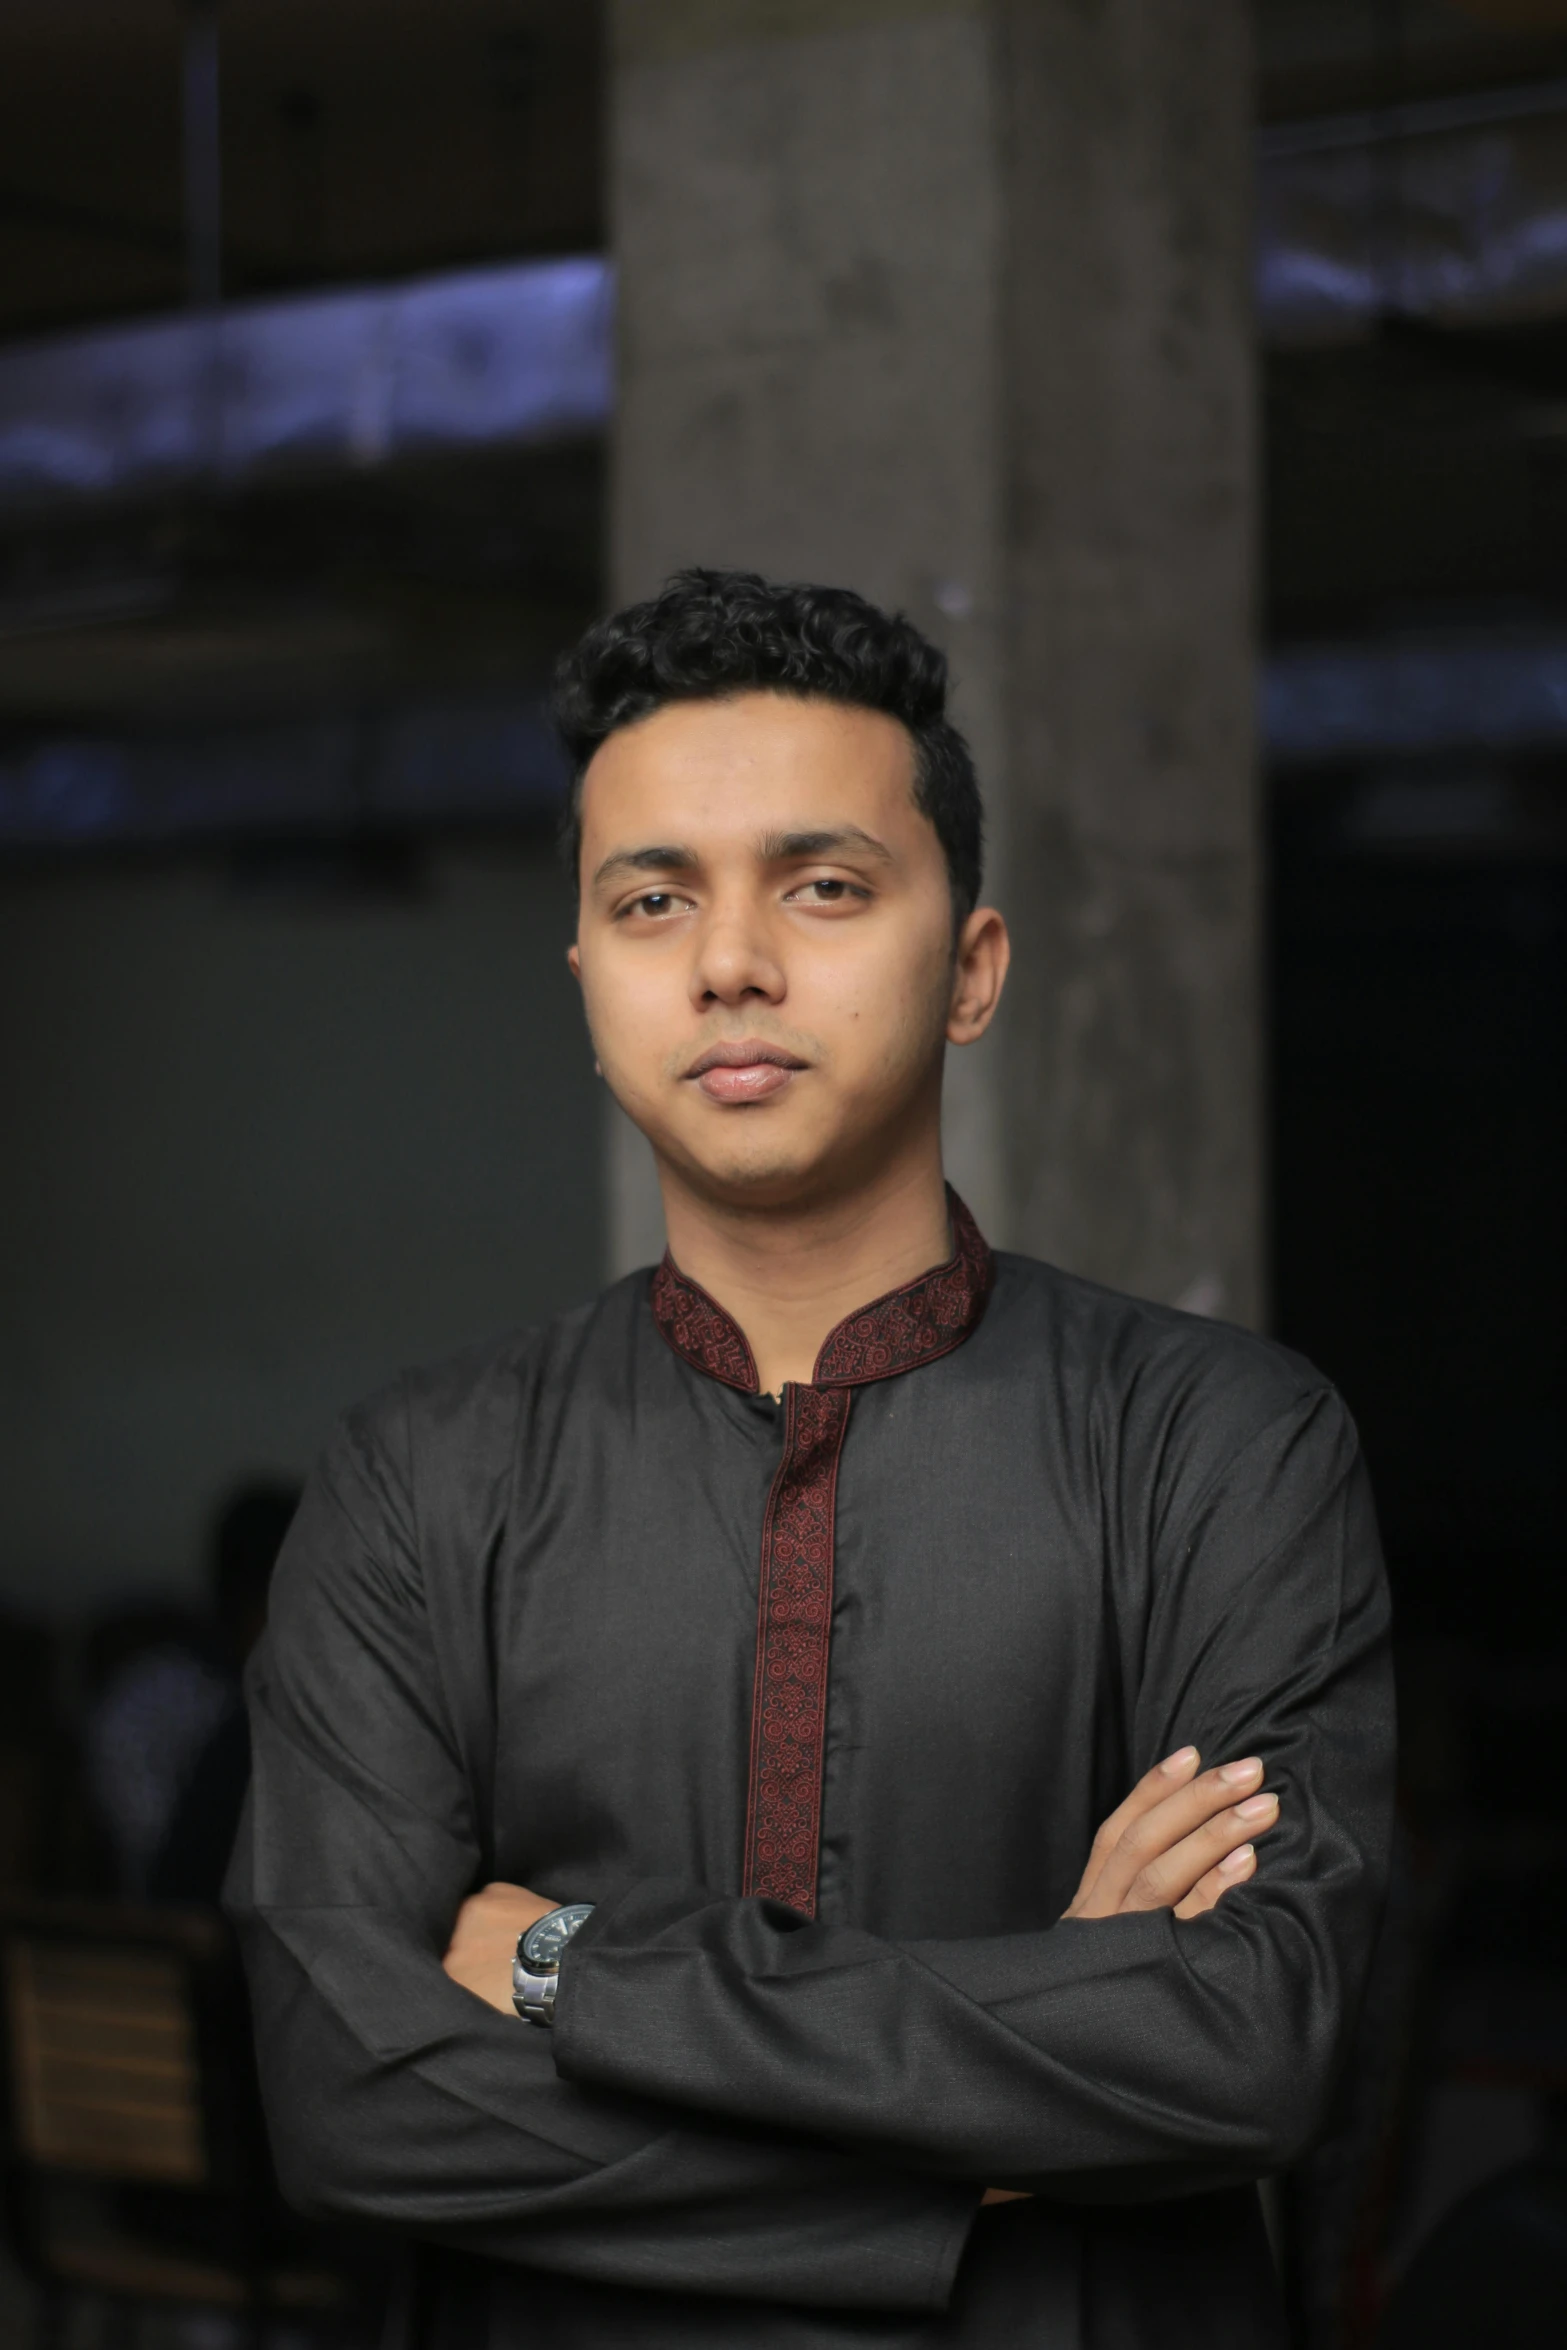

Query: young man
left=230, top=571, right=1393, bottom=2348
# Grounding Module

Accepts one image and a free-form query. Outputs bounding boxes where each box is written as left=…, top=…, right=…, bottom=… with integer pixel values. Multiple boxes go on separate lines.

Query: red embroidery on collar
left=813, top=1193, right=993, bottom=1386
left=649, top=1190, right=992, bottom=1395
left=648, top=1191, right=994, bottom=1916
left=648, top=1260, right=759, bottom=1392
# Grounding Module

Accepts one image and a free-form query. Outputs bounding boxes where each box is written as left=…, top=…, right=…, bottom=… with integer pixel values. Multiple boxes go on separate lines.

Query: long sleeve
left=551, top=1386, right=1395, bottom=2201
left=226, top=1409, right=978, bottom=2315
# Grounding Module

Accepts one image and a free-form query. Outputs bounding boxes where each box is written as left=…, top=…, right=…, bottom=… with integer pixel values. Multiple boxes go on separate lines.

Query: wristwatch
left=512, top=1902, right=595, bottom=2027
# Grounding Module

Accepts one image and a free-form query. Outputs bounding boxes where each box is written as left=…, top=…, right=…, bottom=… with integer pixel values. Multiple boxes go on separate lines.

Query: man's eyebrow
left=590, top=843, right=699, bottom=888
left=758, top=826, right=894, bottom=864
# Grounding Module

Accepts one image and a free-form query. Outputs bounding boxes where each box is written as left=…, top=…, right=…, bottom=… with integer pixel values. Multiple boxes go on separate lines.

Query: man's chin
left=654, top=1120, right=837, bottom=1210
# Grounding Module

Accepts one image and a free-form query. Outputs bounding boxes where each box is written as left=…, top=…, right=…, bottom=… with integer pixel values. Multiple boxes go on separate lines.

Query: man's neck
left=657, top=1150, right=953, bottom=1397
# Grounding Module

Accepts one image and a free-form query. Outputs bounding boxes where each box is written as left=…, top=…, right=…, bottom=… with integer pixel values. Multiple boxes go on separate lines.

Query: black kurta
left=228, top=1204, right=1394, bottom=2349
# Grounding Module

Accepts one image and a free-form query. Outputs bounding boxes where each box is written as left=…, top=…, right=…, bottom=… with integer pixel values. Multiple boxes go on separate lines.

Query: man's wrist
left=511, top=1901, right=595, bottom=2026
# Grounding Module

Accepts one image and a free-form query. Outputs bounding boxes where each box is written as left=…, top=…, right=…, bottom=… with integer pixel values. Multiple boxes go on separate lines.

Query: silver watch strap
left=511, top=1963, right=559, bottom=2027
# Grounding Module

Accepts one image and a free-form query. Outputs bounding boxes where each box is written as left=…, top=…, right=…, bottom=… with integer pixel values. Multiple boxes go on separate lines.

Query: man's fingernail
left=1160, top=1746, right=1198, bottom=1777
left=1219, top=1844, right=1255, bottom=1875
left=1220, top=1757, right=1263, bottom=1785
left=1235, top=1793, right=1278, bottom=1821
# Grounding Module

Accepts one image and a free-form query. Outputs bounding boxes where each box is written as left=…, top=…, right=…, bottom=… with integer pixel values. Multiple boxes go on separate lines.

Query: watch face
left=521, top=1903, right=595, bottom=1967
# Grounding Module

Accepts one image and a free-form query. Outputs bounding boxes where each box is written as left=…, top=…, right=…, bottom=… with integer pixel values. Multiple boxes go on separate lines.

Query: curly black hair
left=551, top=567, right=983, bottom=917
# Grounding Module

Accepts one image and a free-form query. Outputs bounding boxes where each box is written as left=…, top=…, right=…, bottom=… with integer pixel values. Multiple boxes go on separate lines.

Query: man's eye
left=627, top=891, right=685, bottom=918
left=789, top=877, right=860, bottom=904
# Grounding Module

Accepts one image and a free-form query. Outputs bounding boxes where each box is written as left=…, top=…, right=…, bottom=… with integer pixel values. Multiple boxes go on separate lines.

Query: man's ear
left=947, top=906, right=1009, bottom=1046
left=566, top=940, right=599, bottom=1070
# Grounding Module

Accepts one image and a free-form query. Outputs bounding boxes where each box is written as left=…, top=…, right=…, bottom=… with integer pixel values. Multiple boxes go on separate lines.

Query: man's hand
left=442, top=1881, right=558, bottom=2014
left=977, top=1751, right=1276, bottom=2206
left=1064, top=1746, right=1278, bottom=1921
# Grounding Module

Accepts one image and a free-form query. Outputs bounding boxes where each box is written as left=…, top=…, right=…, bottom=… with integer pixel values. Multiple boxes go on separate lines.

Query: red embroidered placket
left=650, top=1193, right=993, bottom=1918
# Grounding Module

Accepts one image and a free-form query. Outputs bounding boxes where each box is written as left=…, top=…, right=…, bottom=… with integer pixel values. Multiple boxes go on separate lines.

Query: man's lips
left=685, top=1041, right=808, bottom=1104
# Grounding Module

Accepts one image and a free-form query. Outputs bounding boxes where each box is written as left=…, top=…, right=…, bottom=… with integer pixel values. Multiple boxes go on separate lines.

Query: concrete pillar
left=608, top=0, right=1260, bottom=1327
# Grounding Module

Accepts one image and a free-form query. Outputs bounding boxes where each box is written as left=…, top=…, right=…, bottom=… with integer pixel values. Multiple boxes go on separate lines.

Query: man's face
left=568, top=691, right=978, bottom=1209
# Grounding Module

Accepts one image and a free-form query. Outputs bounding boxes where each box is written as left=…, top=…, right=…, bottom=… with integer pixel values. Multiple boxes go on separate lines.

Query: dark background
left=0, top=3, right=1564, bottom=2343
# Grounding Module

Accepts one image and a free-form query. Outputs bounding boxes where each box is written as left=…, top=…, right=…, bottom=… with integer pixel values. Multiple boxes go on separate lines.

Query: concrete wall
left=0, top=845, right=601, bottom=1615
left=610, top=0, right=1009, bottom=1271
left=609, top=0, right=1260, bottom=1322
left=1000, top=5, right=1260, bottom=1321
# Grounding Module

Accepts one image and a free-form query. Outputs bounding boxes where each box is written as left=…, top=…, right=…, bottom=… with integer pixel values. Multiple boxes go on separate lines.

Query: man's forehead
left=579, top=694, right=917, bottom=838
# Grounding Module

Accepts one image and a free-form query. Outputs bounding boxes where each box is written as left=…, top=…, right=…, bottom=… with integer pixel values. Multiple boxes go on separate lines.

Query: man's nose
left=690, top=903, right=785, bottom=1007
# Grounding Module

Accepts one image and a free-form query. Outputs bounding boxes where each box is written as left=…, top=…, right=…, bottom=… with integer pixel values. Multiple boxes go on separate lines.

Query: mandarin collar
left=649, top=1190, right=993, bottom=1395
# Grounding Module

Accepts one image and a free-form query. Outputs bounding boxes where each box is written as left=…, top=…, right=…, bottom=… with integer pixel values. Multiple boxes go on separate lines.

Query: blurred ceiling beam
left=0, top=256, right=612, bottom=515
left=1260, top=83, right=1567, bottom=342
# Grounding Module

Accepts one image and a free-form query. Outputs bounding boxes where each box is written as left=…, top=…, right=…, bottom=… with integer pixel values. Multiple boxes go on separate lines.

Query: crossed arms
left=226, top=1385, right=1393, bottom=2317
left=444, top=1746, right=1285, bottom=2207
